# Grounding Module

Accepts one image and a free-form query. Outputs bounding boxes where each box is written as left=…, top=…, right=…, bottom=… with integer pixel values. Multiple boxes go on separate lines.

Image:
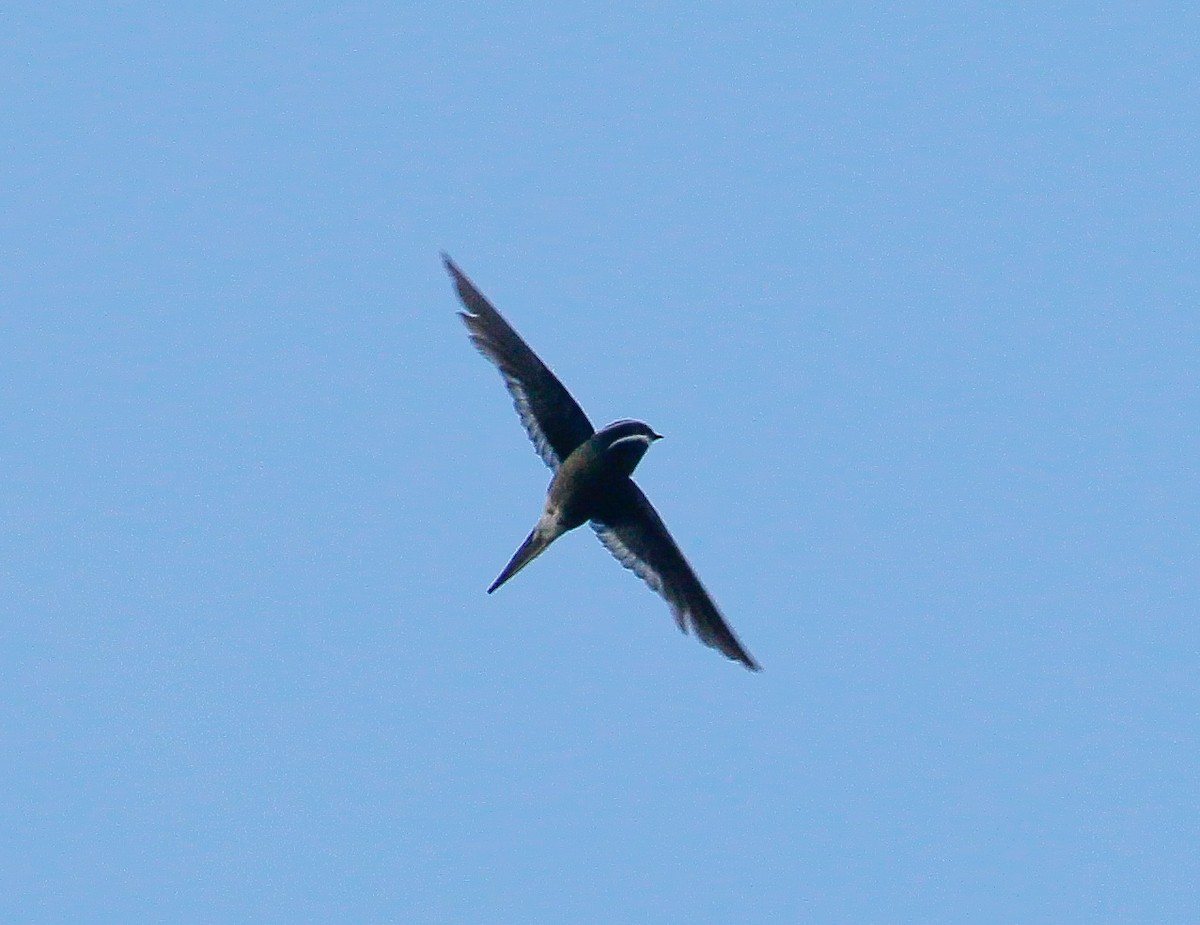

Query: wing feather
left=591, top=480, right=760, bottom=671
left=444, top=255, right=594, bottom=468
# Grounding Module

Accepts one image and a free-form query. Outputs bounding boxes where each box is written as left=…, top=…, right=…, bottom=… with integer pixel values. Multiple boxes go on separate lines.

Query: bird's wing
left=590, top=479, right=760, bottom=671
left=444, top=255, right=594, bottom=469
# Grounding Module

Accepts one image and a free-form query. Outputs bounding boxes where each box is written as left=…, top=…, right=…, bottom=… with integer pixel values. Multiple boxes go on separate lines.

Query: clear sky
left=3, top=4, right=1197, bottom=923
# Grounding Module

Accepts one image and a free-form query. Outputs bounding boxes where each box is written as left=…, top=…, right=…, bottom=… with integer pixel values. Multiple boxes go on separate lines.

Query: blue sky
left=3, top=4, right=1197, bottom=922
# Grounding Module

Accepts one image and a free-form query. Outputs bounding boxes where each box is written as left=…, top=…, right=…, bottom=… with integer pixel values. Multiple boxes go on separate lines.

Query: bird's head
left=596, top=419, right=663, bottom=477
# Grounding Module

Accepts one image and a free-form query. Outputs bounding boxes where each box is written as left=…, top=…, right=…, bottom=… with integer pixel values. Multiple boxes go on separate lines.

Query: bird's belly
left=548, top=459, right=624, bottom=530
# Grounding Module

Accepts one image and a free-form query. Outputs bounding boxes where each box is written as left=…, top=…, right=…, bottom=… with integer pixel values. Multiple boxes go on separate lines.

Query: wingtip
left=710, top=627, right=761, bottom=672
left=722, top=643, right=761, bottom=672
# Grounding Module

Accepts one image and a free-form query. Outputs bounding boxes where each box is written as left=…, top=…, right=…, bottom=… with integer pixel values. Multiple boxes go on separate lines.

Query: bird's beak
left=651, top=431, right=664, bottom=441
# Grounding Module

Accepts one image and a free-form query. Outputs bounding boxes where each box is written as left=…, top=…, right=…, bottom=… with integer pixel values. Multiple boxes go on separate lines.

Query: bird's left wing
left=444, top=255, right=594, bottom=469
left=591, top=479, right=760, bottom=671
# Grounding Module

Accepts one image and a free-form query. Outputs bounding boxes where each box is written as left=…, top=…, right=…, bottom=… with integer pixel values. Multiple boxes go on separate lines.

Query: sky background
left=2, top=4, right=1197, bottom=923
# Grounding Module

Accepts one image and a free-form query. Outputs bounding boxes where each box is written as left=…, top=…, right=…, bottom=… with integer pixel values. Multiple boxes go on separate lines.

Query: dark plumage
left=446, top=254, right=759, bottom=671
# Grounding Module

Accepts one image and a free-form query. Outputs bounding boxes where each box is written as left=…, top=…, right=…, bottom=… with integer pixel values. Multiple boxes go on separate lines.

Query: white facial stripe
left=608, top=434, right=651, bottom=451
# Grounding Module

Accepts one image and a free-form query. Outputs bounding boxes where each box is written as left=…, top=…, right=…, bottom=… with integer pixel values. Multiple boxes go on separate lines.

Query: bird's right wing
left=444, top=255, right=594, bottom=469
left=591, top=479, right=760, bottom=671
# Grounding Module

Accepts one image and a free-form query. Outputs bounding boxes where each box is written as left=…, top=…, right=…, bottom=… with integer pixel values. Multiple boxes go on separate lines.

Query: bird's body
left=487, top=420, right=662, bottom=593
left=551, top=421, right=660, bottom=524
left=445, top=255, right=759, bottom=671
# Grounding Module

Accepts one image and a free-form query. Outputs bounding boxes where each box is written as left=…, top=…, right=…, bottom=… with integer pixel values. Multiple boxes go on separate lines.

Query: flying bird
left=445, top=255, right=759, bottom=671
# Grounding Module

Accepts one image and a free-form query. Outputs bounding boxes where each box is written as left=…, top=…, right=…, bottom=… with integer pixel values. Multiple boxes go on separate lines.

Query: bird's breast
left=548, top=444, right=625, bottom=529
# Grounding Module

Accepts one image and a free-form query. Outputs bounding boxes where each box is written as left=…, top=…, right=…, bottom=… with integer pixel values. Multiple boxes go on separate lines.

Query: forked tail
left=487, top=523, right=558, bottom=593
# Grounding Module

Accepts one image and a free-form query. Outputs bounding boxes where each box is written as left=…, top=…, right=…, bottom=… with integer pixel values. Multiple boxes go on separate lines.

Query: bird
left=444, top=254, right=760, bottom=671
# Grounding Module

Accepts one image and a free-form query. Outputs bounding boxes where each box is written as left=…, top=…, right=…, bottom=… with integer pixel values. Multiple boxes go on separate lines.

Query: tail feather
left=488, top=525, right=555, bottom=593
